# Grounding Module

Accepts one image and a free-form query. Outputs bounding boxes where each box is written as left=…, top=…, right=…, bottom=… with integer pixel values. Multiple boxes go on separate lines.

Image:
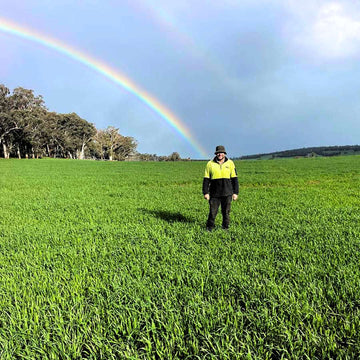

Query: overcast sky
left=1, top=0, right=360, bottom=159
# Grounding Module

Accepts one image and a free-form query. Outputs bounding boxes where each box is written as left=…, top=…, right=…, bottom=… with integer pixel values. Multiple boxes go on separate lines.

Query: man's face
left=216, top=152, right=225, bottom=161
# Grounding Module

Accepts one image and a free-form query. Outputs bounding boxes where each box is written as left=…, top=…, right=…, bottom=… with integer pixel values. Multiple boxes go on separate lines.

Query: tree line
left=0, top=84, right=137, bottom=160
left=237, top=145, right=360, bottom=160
left=131, top=151, right=185, bottom=161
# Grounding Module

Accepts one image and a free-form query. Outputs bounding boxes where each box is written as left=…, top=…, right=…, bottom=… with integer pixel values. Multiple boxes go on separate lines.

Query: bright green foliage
left=0, top=156, right=359, bottom=359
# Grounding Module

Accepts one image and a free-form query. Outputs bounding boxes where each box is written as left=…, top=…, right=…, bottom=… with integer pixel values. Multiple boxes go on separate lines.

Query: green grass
left=0, top=156, right=359, bottom=359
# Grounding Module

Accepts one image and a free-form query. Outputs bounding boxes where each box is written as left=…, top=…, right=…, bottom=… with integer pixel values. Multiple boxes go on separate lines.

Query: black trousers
left=206, top=195, right=232, bottom=229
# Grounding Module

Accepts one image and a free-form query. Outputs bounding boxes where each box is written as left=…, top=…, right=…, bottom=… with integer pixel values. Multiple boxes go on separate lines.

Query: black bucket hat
left=215, top=145, right=227, bottom=154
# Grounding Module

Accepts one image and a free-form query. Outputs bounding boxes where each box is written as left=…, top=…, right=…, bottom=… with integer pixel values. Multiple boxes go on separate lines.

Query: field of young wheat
left=0, top=156, right=359, bottom=359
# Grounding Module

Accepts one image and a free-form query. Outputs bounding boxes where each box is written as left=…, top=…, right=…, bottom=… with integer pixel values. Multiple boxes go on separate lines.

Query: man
left=202, top=145, right=239, bottom=231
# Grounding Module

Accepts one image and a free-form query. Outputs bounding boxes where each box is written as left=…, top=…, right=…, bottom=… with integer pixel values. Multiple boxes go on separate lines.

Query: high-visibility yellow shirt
left=203, top=157, right=239, bottom=197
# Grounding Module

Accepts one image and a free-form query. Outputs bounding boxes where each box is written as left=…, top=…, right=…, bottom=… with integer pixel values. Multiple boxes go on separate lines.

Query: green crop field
left=0, top=156, right=359, bottom=359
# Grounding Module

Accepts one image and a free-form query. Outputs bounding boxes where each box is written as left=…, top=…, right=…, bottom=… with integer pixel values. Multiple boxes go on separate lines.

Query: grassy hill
left=237, top=145, right=360, bottom=160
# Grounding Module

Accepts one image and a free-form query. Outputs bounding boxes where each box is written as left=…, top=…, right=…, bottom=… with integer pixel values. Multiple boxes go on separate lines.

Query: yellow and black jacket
left=202, top=157, right=239, bottom=197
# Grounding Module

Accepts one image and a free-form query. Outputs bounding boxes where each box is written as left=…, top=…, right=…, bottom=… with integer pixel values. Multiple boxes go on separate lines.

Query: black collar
left=213, top=156, right=228, bottom=164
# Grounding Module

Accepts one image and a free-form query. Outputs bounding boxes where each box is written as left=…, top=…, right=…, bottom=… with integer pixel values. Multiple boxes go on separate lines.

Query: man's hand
left=204, top=194, right=210, bottom=201
left=232, top=194, right=238, bottom=201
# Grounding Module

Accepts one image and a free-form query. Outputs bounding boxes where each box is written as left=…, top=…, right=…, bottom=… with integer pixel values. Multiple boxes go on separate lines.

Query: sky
left=1, top=0, right=360, bottom=159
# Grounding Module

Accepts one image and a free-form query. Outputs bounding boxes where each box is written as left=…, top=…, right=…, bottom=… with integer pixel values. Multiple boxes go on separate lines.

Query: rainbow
left=132, top=1, right=241, bottom=94
left=0, top=17, right=208, bottom=158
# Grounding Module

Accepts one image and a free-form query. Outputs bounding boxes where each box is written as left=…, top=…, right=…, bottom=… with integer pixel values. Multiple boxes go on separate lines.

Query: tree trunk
left=46, top=144, right=51, bottom=157
left=3, top=143, right=9, bottom=159
left=79, top=143, right=85, bottom=160
left=17, top=146, right=21, bottom=159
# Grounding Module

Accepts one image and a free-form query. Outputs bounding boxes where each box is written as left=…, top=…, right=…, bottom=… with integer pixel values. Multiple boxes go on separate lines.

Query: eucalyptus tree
left=21, top=108, right=48, bottom=158
left=0, top=85, right=46, bottom=158
left=56, top=113, right=96, bottom=159
left=73, top=115, right=97, bottom=160
left=104, top=126, right=122, bottom=161
left=169, top=152, right=181, bottom=161
left=41, top=112, right=64, bottom=158
left=92, top=129, right=107, bottom=160
left=0, top=84, right=14, bottom=158
left=93, top=126, right=137, bottom=161
left=114, top=134, right=137, bottom=160
left=9, top=87, right=45, bottom=111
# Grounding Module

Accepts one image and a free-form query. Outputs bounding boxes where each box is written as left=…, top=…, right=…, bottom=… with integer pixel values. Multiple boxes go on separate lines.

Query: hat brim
left=215, top=151, right=226, bottom=154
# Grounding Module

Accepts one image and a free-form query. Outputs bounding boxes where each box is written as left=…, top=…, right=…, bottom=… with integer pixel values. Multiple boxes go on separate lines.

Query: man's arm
left=231, top=177, right=239, bottom=194
left=230, top=161, right=239, bottom=200
left=203, top=162, right=211, bottom=200
left=202, top=177, right=210, bottom=200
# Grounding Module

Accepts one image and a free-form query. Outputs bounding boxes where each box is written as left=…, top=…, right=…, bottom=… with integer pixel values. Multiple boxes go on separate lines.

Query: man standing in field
left=203, top=145, right=239, bottom=231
